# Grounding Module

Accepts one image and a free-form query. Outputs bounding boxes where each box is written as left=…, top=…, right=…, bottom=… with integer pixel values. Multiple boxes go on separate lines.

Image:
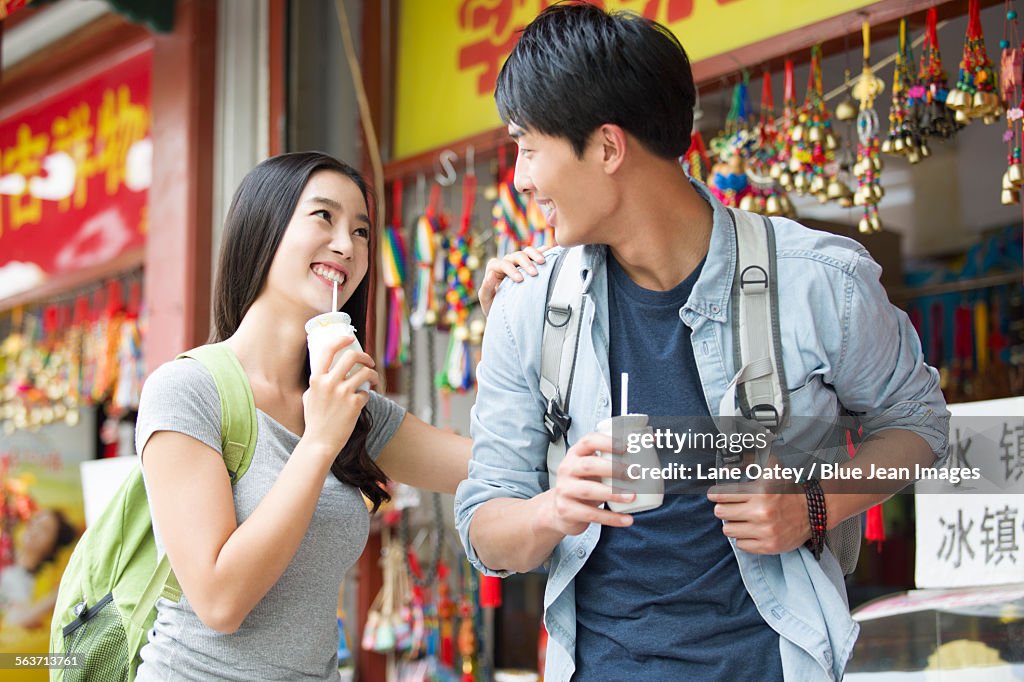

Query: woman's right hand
left=302, top=336, right=378, bottom=457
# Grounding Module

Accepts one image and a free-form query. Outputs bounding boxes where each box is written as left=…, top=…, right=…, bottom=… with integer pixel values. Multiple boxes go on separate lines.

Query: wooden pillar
left=146, top=0, right=217, bottom=370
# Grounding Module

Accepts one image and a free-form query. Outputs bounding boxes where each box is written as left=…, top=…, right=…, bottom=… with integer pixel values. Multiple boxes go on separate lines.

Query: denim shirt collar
left=575, top=178, right=735, bottom=324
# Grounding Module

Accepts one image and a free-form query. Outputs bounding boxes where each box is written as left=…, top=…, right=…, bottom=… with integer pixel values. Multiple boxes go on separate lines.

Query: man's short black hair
left=495, top=1, right=696, bottom=160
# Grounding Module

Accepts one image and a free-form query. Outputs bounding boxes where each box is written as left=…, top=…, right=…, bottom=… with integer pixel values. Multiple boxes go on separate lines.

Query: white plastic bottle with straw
left=598, top=372, right=664, bottom=514
left=304, top=280, right=370, bottom=391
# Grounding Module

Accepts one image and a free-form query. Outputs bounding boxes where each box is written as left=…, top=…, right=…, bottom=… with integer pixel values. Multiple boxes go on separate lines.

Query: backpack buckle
left=544, top=398, right=572, bottom=444
left=750, top=404, right=780, bottom=429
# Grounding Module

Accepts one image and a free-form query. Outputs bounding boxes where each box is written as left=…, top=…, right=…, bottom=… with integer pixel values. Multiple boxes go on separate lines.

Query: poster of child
left=0, top=408, right=94, bottom=681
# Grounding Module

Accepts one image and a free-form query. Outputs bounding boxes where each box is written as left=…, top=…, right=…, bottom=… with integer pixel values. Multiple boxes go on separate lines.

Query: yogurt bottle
left=304, top=311, right=370, bottom=392
left=597, top=414, right=664, bottom=514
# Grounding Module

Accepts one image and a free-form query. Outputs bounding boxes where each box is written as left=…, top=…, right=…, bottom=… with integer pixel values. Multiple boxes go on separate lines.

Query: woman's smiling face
left=263, top=170, right=371, bottom=316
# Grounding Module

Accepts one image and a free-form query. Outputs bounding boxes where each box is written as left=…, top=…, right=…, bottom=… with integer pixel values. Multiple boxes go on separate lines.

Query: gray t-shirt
left=133, top=358, right=404, bottom=681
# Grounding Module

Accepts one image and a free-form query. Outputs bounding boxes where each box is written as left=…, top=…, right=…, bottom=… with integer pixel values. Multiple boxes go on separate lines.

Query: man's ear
left=595, top=124, right=627, bottom=174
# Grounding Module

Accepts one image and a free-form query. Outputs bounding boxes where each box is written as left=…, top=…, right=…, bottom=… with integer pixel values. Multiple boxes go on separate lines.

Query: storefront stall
left=0, top=1, right=216, bottom=672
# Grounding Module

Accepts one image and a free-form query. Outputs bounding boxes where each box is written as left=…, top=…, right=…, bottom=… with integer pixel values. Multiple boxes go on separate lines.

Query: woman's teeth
left=312, top=265, right=345, bottom=285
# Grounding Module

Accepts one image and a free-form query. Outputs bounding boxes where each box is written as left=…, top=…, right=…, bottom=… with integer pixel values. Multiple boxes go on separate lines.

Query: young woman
left=136, top=152, right=479, bottom=680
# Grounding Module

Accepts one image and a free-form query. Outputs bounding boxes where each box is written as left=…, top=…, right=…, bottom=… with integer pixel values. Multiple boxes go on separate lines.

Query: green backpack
left=49, top=343, right=258, bottom=681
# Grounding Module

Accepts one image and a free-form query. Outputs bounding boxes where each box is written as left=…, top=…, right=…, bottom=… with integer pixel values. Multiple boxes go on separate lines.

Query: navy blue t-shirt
left=572, top=252, right=783, bottom=681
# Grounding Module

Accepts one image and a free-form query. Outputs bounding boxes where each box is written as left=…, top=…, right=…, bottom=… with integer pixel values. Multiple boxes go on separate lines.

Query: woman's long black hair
left=209, top=152, right=390, bottom=511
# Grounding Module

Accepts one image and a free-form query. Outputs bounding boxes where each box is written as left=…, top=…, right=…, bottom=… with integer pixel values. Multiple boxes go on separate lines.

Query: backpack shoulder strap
left=539, top=247, right=587, bottom=483
left=140, top=343, right=258, bottom=606
left=726, top=208, right=788, bottom=430
left=177, top=342, right=258, bottom=482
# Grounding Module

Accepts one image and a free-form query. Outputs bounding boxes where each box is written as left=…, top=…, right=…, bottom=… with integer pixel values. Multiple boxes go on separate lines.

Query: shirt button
left=575, top=546, right=587, bottom=559
left=711, top=304, right=721, bottom=314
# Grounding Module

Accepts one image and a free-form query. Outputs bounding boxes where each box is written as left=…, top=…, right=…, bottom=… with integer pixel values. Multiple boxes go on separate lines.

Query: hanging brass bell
left=872, top=155, right=884, bottom=171
left=1009, top=163, right=1024, bottom=187
left=955, top=109, right=971, bottom=124
left=765, top=194, right=782, bottom=215
left=881, top=137, right=893, bottom=154
left=791, top=125, right=805, bottom=142
left=424, top=309, right=438, bottom=326
left=836, top=98, right=857, bottom=121
left=983, top=115, right=997, bottom=125
left=893, top=136, right=906, bottom=154
left=853, top=160, right=865, bottom=177
left=817, top=191, right=829, bottom=204
left=838, top=195, right=853, bottom=208
left=739, top=194, right=756, bottom=212
left=919, top=142, right=930, bottom=159
left=1003, top=170, right=1016, bottom=190
left=853, top=188, right=866, bottom=206
left=906, top=148, right=921, bottom=164
left=789, top=156, right=803, bottom=173
left=769, top=163, right=783, bottom=179
left=858, top=216, right=871, bottom=234
left=945, top=88, right=967, bottom=111
left=779, top=171, right=793, bottom=188
left=869, top=214, right=881, bottom=232
left=466, top=254, right=481, bottom=271
left=1002, top=188, right=1020, bottom=205
left=825, top=133, right=838, bottom=151
left=809, top=175, right=826, bottom=193
left=808, top=126, right=823, bottom=144
left=470, top=319, right=486, bottom=338
left=872, top=184, right=885, bottom=201
left=793, top=173, right=807, bottom=191
left=826, top=179, right=846, bottom=199
left=972, top=90, right=991, bottom=115
left=782, top=195, right=797, bottom=217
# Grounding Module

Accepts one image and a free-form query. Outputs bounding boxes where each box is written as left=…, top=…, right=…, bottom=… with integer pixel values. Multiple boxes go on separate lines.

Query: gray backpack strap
left=539, top=247, right=586, bottom=484
left=727, top=208, right=788, bottom=431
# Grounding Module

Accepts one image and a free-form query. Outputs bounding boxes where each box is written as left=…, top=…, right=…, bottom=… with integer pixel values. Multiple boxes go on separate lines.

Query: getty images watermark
left=605, top=415, right=1006, bottom=495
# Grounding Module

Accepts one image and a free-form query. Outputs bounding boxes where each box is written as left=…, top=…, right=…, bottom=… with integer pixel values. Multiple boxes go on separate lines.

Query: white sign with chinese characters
left=915, top=397, right=1024, bottom=589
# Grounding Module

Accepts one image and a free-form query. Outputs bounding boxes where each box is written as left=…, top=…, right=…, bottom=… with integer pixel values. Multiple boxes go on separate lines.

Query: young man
left=455, top=4, right=949, bottom=680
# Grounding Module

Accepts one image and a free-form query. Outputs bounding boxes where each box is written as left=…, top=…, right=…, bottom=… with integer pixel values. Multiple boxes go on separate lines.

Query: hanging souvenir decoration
left=773, top=59, right=800, bottom=193
left=110, top=281, right=144, bottom=414
left=491, top=147, right=530, bottom=258
left=948, top=0, right=1003, bottom=124
left=709, top=77, right=754, bottom=209
left=1000, top=0, right=1024, bottom=204
left=457, top=560, right=478, bottom=682
left=682, top=129, right=712, bottom=183
left=410, top=184, right=446, bottom=330
left=913, top=8, right=959, bottom=141
left=883, top=19, right=925, bottom=163
left=91, top=280, right=126, bottom=404
left=382, top=181, right=411, bottom=366
left=853, top=20, right=886, bottom=233
left=835, top=66, right=859, bottom=124
left=742, top=72, right=795, bottom=216
left=830, top=64, right=860, bottom=209
left=439, top=173, right=479, bottom=393
left=789, top=46, right=840, bottom=202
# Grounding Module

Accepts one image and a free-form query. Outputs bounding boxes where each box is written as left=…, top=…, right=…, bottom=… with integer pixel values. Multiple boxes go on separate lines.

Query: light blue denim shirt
left=455, top=182, right=949, bottom=681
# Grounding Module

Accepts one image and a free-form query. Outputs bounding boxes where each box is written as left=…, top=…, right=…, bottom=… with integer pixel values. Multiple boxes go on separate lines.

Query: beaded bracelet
left=802, top=478, right=827, bottom=561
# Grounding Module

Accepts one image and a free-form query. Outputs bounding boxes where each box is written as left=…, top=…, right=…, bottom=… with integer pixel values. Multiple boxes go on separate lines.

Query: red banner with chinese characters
left=0, top=49, right=151, bottom=300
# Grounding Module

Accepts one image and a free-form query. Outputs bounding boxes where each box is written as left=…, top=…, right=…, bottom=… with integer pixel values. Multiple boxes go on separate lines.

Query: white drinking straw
left=621, top=372, right=629, bottom=416
left=332, top=280, right=338, bottom=312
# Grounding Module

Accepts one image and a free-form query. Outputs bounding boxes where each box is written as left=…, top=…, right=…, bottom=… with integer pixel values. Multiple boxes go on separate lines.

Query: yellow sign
left=395, top=0, right=877, bottom=159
